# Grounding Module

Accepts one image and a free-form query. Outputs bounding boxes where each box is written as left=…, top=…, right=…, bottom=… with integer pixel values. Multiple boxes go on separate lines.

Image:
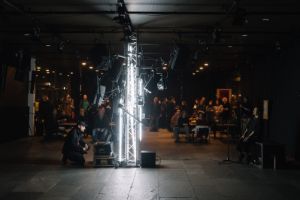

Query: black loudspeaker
left=141, top=150, right=156, bottom=168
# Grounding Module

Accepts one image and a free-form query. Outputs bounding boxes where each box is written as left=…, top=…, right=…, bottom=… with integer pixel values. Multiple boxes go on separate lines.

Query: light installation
left=118, top=34, right=143, bottom=166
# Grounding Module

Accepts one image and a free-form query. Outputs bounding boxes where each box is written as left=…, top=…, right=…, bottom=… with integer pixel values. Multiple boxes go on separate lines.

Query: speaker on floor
left=141, top=150, right=156, bottom=168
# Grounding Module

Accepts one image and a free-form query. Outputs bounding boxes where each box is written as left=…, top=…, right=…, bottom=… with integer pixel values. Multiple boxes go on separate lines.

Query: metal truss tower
left=118, top=33, right=143, bottom=166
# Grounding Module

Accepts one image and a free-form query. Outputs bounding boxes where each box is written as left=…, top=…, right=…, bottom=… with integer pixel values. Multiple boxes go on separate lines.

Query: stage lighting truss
left=118, top=34, right=143, bottom=166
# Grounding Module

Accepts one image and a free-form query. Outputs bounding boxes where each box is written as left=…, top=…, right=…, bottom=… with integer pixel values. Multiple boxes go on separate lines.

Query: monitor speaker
left=141, top=150, right=156, bottom=168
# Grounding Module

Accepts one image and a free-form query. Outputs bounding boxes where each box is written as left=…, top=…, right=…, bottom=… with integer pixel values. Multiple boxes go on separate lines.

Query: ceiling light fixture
left=262, top=18, right=270, bottom=22
left=192, top=72, right=196, bottom=76
left=228, top=45, right=233, bottom=48
left=241, top=34, right=248, bottom=37
left=200, top=66, right=204, bottom=70
left=45, top=44, right=51, bottom=47
left=204, top=63, right=209, bottom=67
left=89, top=66, right=94, bottom=70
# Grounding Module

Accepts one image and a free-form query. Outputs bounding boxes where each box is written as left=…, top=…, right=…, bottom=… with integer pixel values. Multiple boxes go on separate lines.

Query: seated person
left=61, top=121, right=89, bottom=167
left=92, top=105, right=110, bottom=143
left=171, top=109, right=190, bottom=143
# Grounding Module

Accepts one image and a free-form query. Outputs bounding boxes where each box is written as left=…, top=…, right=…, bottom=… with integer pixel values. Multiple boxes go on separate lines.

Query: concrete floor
left=0, top=128, right=299, bottom=200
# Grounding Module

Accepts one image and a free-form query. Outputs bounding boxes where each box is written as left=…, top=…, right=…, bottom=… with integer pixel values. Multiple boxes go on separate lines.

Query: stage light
left=24, top=33, right=31, bottom=37
left=204, top=63, right=209, bottom=66
left=228, top=45, right=233, bottom=48
left=200, top=66, right=204, bottom=70
left=89, top=66, right=94, bottom=70
left=95, top=69, right=99, bottom=72
left=81, top=62, right=87, bottom=66
left=241, top=34, right=248, bottom=37
left=262, top=18, right=270, bottom=22
left=192, top=72, right=196, bottom=76
left=163, top=66, right=167, bottom=70
left=45, top=44, right=51, bottom=47
left=196, top=70, right=200, bottom=73
left=52, top=71, right=55, bottom=74
left=70, top=72, right=74, bottom=75
left=59, top=72, right=63, bottom=76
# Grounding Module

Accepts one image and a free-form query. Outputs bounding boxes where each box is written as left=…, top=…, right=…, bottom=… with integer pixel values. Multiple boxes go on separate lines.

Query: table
left=192, top=125, right=211, bottom=143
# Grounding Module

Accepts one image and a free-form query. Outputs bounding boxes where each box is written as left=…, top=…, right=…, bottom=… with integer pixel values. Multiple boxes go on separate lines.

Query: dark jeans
left=63, top=151, right=85, bottom=166
left=150, top=116, right=159, bottom=131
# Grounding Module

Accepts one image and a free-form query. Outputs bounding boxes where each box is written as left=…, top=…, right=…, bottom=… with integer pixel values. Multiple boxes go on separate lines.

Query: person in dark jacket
left=61, top=121, right=89, bottom=167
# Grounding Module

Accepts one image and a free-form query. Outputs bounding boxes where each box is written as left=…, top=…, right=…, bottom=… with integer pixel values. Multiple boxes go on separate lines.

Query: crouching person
left=62, top=121, right=89, bottom=167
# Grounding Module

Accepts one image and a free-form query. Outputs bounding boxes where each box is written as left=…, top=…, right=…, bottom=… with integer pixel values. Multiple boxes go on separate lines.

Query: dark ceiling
left=1, top=0, right=300, bottom=74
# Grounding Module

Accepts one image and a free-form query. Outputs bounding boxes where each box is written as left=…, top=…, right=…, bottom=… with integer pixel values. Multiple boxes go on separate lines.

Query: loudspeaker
left=141, top=150, right=156, bottom=168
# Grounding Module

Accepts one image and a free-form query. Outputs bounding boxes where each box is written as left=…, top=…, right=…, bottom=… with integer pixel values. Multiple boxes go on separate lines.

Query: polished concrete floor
left=0, top=128, right=299, bottom=200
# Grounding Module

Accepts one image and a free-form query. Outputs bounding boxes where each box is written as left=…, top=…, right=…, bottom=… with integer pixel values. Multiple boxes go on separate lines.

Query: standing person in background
left=80, top=94, right=90, bottom=115
left=150, top=96, right=161, bottom=132
left=160, top=97, right=168, bottom=128
left=240, top=97, right=252, bottom=134
left=221, top=97, right=231, bottom=123
left=63, top=94, right=74, bottom=121
left=166, top=97, right=176, bottom=132
left=39, top=95, right=56, bottom=140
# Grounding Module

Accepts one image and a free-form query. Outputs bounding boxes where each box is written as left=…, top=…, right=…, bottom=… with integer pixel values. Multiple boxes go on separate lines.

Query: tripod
left=219, top=123, right=238, bottom=164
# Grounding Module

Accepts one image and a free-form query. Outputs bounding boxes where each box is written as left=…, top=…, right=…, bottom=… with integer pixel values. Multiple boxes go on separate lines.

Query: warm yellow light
left=89, top=66, right=94, bottom=69
left=163, top=66, right=167, bottom=70
left=204, top=63, right=209, bottom=67
left=81, top=62, right=87, bottom=66
left=200, top=67, right=204, bottom=70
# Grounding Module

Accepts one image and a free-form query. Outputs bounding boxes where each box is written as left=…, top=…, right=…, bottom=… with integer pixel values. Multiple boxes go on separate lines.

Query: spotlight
left=228, top=45, right=233, bottom=48
left=200, top=66, right=204, bottom=70
left=192, top=72, right=196, bottom=76
left=262, top=18, right=270, bottom=22
left=89, top=66, right=94, bottom=69
left=81, top=62, right=87, bottom=66
left=241, top=34, right=248, bottom=37
left=204, top=63, right=209, bottom=67
left=45, top=44, right=51, bottom=47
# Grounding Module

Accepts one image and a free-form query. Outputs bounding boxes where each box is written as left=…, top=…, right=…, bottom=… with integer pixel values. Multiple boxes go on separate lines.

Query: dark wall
left=268, top=43, right=300, bottom=158
left=239, top=42, right=300, bottom=159
left=0, top=66, right=29, bottom=142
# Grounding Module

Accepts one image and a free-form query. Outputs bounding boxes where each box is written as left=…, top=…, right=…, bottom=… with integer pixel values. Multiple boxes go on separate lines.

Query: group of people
left=149, top=95, right=261, bottom=164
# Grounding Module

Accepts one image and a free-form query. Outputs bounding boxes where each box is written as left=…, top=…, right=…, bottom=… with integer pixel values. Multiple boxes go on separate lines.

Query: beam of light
left=118, top=98, right=123, bottom=162
left=138, top=78, right=143, bottom=141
